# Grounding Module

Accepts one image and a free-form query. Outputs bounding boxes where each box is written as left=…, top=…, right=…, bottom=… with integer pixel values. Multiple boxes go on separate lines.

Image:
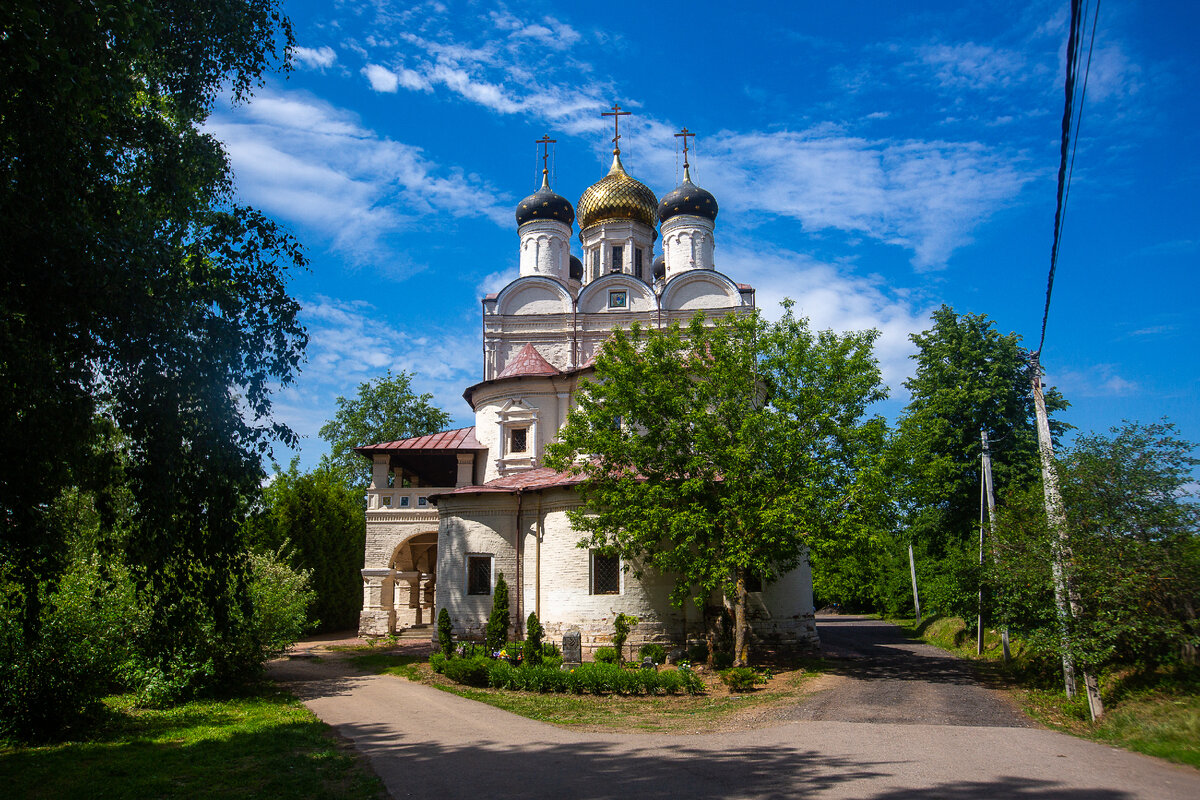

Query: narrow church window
left=467, top=555, right=492, bottom=595
left=592, top=551, right=620, bottom=594
left=591, top=249, right=600, bottom=280
left=509, top=426, right=528, bottom=454
left=611, top=245, right=623, bottom=272
left=635, top=248, right=643, bottom=279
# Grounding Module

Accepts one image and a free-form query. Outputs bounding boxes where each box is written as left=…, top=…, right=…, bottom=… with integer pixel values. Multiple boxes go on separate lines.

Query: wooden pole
left=980, top=430, right=1010, bottom=662
left=908, top=544, right=922, bottom=625
left=1032, top=367, right=1103, bottom=719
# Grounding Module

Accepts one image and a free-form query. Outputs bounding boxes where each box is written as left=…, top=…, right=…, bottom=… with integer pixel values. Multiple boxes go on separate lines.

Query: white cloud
left=720, top=241, right=933, bottom=394
left=696, top=130, right=1032, bottom=269
left=206, top=91, right=510, bottom=268
left=362, top=63, right=400, bottom=92
left=917, top=42, right=1031, bottom=92
left=272, top=295, right=481, bottom=465
left=293, top=45, right=337, bottom=70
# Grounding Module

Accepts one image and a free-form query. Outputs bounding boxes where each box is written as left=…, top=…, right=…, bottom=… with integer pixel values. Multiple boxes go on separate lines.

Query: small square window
left=380, top=495, right=392, bottom=507
left=399, top=495, right=410, bottom=507
left=608, top=291, right=627, bottom=309
left=509, top=427, right=528, bottom=453
left=592, top=551, right=620, bottom=595
left=417, top=496, right=428, bottom=507
left=467, top=555, right=492, bottom=595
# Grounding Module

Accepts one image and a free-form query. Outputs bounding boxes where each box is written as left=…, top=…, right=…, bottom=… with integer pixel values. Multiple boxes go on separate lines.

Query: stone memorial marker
left=562, top=628, right=582, bottom=668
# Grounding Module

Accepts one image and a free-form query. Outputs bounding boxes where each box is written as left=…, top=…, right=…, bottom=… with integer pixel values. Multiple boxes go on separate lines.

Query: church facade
left=356, top=123, right=818, bottom=658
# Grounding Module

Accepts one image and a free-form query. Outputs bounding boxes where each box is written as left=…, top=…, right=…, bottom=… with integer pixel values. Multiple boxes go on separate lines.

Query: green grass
left=0, top=685, right=385, bottom=799
left=351, top=653, right=824, bottom=733
left=891, top=614, right=1200, bottom=769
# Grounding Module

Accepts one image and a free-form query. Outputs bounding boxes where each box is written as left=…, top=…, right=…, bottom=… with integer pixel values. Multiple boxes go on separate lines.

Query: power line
left=1036, top=0, right=1101, bottom=359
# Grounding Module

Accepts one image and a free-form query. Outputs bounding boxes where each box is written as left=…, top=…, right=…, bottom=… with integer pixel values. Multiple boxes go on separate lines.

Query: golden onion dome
left=577, top=152, right=658, bottom=229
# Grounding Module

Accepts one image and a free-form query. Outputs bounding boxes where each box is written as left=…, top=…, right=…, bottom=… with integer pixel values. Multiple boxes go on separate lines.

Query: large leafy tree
left=545, top=308, right=889, bottom=665
left=244, top=461, right=366, bottom=632
left=990, top=421, right=1200, bottom=673
left=892, top=307, right=1068, bottom=560
left=0, top=0, right=304, bottom=692
left=319, top=370, right=451, bottom=487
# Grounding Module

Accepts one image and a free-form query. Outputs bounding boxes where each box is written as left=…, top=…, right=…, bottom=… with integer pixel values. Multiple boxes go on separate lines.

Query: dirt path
left=781, top=614, right=1031, bottom=727
left=270, top=621, right=1200, bottom=800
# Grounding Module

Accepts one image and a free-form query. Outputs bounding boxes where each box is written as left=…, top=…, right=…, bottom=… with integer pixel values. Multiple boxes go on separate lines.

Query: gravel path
left=270, top=617, right=1200, bottom=799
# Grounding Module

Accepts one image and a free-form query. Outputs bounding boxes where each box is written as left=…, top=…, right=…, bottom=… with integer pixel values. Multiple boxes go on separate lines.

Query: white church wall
left=576, top=274, right=655, bottom=315
left=660, top=272, right=742, bottom=312
left=495, top=278, right=572, bottom=316
left=433, top=499, right=520, bottom=641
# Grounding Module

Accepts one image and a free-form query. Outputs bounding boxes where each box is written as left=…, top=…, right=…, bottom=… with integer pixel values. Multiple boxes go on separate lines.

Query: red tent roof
left=496, top=343, right=560, bottom=379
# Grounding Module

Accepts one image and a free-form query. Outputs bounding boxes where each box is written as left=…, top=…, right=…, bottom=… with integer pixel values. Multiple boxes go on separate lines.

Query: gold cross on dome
left=674, top=127, right=696, bottom=170
left=602, top=103, right=632, bottom=154
left=535, top=134, right=556, bottom=175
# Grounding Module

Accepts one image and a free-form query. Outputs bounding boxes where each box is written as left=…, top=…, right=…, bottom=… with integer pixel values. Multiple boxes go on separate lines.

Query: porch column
left=359, top=567, right=397, bottom=637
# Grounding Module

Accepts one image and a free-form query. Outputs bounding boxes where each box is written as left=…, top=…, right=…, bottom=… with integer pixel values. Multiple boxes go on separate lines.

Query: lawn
left=350, top=651, right=827, bottom=734
left=0, top=684, right=385, bottom=800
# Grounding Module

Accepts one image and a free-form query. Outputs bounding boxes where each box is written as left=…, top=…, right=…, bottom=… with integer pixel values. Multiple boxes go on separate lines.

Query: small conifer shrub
left=437, top=607, right=453, bottom=656
left=485, top=572, right=510, bottom=652
left=525, top=612, right=544, bottom=666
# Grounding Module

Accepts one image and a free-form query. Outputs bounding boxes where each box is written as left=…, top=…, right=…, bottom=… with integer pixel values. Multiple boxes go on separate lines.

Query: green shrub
left=437, top=608, right=453, bottom=657
left=485, top=572, right=510, bottom=653
left=501, top=641, right=523, bottom=664
left=594, top=646, right=619, bottom=664
left=443, top=655, right=491, bottom=687
left=638, top=643, right=667, bottom=664
left=720, top=666, right=762, bottom=692
left=429, top=652, right=448, bottom=673
left=541, top=641, right=561, bottom=659
left=525, top=612, right=544, bottom=666
left=612, top=613, right=638, bottom=663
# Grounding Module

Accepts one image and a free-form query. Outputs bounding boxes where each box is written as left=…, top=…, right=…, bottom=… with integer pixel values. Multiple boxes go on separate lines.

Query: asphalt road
left=270, top=615, right=1200, bottom=799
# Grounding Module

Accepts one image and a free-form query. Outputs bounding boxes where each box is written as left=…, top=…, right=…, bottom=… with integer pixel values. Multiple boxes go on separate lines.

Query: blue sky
left=207, top=1, right=1199, bottom=472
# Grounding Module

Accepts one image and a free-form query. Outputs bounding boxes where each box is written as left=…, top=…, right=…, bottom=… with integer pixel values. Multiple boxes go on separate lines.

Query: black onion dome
left=569, top=255, right=583, bottom=281
left=657, top=170, right=718, bottom=223
left=516, top=172, right=575, bottom=227
left=652, top=253, right=665, bottom=281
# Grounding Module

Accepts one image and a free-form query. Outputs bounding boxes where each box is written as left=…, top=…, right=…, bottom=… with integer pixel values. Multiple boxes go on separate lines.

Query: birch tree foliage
left=544, top=306, right=889, bottom=665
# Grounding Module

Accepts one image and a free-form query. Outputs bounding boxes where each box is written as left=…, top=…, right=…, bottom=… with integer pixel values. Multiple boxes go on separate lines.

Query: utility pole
left=908, top=544, right=921, bottom=625
left=980, top=430, right=1010, bottom=661
left=1032, top=367, right=1103, bottom=719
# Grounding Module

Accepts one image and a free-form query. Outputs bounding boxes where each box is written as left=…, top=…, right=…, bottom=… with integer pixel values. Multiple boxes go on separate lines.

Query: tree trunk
left=733, top=567, right=750, bottom=667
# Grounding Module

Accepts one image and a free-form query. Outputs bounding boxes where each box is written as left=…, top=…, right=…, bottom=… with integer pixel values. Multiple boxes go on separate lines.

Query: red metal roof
left=429, top=467, right=585, bottom=500
left=496, top=342, right=561, bottom=379
left=355, top=426, right=484, bottom=454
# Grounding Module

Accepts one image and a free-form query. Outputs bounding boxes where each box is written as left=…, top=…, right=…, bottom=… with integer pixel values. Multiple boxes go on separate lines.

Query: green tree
left=545, top=307, right=889, bottom=666
left=524, top=612, right=544, bottom=666
left=319, top=370, right=452, bottom=487
left=438, top=608, right=454, bottom=657
left=485, top=572, right=511, bottom=652
left=991, top=421, right=1200, bottom=673
left=890, top=306, right=1068, bottom=618
left=243, top=461, right=366, bottom=632
left=0, top=0, right=305, bottom=729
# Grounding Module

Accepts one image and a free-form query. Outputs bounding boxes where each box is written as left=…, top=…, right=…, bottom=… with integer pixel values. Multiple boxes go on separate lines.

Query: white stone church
left=356, top=121, right=817, bottom=657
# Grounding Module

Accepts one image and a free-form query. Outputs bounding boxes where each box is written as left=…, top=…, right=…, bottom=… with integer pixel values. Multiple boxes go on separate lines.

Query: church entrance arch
left=389, top=531, right=437, bottom=629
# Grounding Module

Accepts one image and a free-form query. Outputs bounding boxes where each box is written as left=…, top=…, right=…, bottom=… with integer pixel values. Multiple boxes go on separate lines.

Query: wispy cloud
left=1053, top=363, right=1139, bottom=398
left=916, top=42, right=1033, bottom=92
left=698, top=130, right=1033, bottom=269
left=206, top=91, right=510, bottom=269
left=273, top=295, right=480, bottom=464
left=720, top=241, right=934, bottom=394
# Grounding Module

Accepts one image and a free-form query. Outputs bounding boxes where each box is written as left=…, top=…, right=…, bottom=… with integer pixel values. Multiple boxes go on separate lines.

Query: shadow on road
left=330, top=719, right=1131, bottom=800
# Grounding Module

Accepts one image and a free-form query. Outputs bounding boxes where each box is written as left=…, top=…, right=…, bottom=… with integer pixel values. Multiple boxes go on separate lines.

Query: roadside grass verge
left=351, top=653, right=826, bottom=733
left=891, top=614, right=1200, bottom=769
left=0, top=683, right=385, bottom=799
